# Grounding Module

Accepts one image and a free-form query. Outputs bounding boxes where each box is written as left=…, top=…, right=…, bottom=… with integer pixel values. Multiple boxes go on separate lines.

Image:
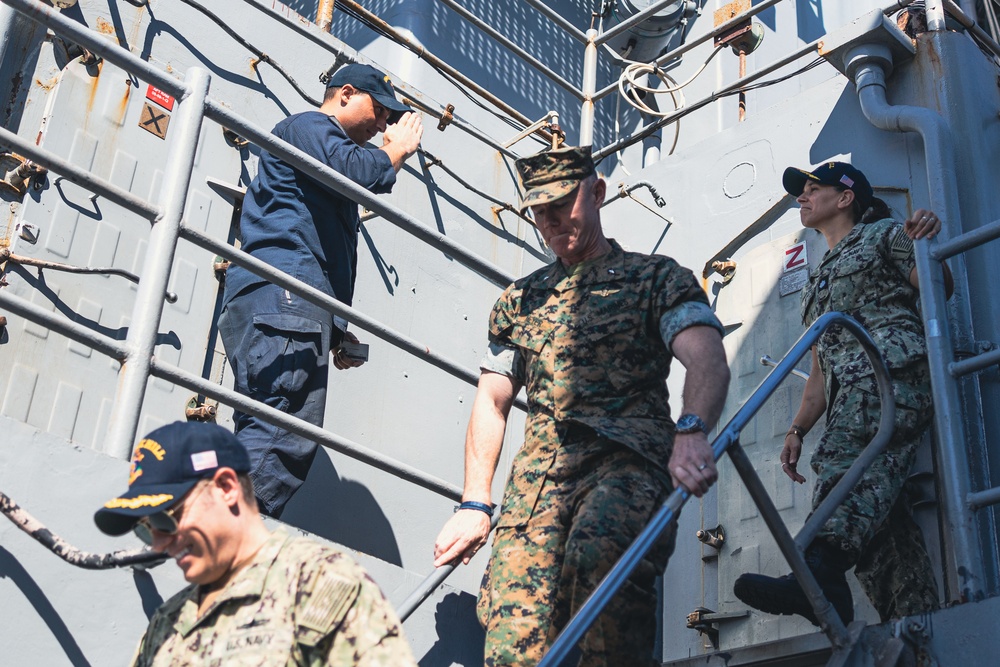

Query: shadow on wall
left=0, top=546, right=92, bottom=667
left=419, top=592, right=486, bottom=667
left=282, top=450, right=403, bottom=566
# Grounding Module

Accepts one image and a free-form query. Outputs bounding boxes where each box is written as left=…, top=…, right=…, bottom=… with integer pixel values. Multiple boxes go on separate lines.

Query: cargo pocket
left=246, top=313, right=325, bottom=409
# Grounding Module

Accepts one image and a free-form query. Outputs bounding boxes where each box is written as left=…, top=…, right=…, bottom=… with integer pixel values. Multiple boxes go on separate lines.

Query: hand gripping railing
left=538, top=311, right=897, bottom=666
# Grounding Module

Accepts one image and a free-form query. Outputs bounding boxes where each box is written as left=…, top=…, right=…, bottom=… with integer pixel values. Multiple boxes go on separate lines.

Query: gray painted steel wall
left=1, top=0, right=999, bottom=665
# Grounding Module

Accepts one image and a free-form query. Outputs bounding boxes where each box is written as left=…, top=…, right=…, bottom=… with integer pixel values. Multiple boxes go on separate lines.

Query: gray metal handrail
left=397, top=511, right=502, bottom=622
left=0, top=0, right=528, bottom=479
left=538, top=312, right=896, bottom=666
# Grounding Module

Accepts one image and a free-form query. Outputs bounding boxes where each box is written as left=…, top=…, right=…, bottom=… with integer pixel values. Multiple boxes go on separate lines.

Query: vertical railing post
left=104, top=68, right=211, bottom=460
left=579, top=28, right=598, bottom=147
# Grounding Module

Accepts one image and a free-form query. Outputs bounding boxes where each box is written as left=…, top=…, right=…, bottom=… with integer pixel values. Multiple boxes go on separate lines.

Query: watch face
left=677, top=414, right=705, bottom=434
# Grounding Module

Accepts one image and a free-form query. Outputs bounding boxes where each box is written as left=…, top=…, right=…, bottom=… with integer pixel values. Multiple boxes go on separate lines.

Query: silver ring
left=920, top=216, right=929, bottom=221
left=781, top=462, right=790, bottom=468
left=698, top=463, right=708, bottom=471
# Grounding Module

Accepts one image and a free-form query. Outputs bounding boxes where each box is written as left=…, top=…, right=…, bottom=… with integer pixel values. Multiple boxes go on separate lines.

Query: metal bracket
left=686, top=607, right=749, bottom=649
left=213, top=256, right=230, bottom=282
left=436, top=104, right=455, bottom=131
left=185, top=396, right=217, bottom=422
left=696, top=523, right=726, bottom=550
left=0, top=153, right=46, bottom=198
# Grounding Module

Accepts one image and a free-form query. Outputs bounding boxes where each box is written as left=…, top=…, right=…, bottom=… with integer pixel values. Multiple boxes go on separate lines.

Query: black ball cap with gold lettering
left=94, top=421, right=251, bottom=536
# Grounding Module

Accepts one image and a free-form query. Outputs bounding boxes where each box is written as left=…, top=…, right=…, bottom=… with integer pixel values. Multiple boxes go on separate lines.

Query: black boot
left=733, top=541, right=854, bottom=626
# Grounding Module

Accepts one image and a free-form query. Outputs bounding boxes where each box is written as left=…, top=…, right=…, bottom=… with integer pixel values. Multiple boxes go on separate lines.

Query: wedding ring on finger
left=698, top=463, right=708, bottom=471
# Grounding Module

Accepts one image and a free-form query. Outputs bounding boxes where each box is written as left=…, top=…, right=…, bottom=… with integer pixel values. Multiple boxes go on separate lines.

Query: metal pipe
left=520, top=0, right=588, bottom=44
left=0, top=290, right=128, bottom=361
left=943, top=0, right=1000, bottom=60
left=399, top=511, right=501, bottom=621
left=727, top=444, right=850, bottom=645
left=316, top=0, right=335, bottom=32
left=601, top=180, right=666, bottom=207
left=104, top=69, right=210, bottom=461
left=180, top=225, right=480, bottom=393
left=1, top=489, right=166, bottom=569
left=540, top=312, right=885, bottom=663
left=148, top=358, right=464, bottom=502
left=760, top=354, right=809, bottom=381
left=203, top=100, right=515, bottom=289
left=854, top=55, right=986, bottom=602
left=0, top=0, right=187, bottom=100
left=435, top=0, right=583, bottom=99
left=951, top=348, right=1000, bottom=378
left=0, top=265, right=469, bottom=507
left=596, top=0, right=691, bottom=47
left=968, top=486, right=1000, bottom=511
left=927, top=0, right=947, bottom=31
left=335, top=0, right=547, bottom=139
left=1, top=249, right=177, bottom=303
left=0, top=126, right=161, bottom=221
left=933, top=217, right=1000, bottom=261
left=232, top=0, right=527, bottom=157
left=595, top=39, right=819, bottom=159
left=579, top=29, right=598, bottom=147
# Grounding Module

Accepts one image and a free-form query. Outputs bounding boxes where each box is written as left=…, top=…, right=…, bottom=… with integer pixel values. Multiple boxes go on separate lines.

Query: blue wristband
left=456, top=501, right=493, bottom=517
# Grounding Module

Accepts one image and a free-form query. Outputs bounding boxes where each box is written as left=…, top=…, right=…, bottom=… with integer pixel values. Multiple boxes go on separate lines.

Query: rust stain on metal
left=85, top=61, right=103, bottom=117
left=95, top=16, right=116, bottom=38
left=714, top=0, right=750, bottom=27
left=35, top=76, right=59, bottom=92
left=116, top=81, right=132, bottom=125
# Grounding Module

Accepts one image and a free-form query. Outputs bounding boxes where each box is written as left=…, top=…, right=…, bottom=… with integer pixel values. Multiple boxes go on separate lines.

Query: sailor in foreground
left=734, top=162, right=951, bottom=625
left=433, top=146, right=731, bottom=666
left=219, top=62, right=423, bottom=518
left=95, top=421, right=417, bottom=666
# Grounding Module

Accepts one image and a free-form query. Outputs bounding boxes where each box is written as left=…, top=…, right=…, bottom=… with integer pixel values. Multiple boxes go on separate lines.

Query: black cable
left=418, top=148, right=535, bottom=225
left=173, top=0, right=323, bottom=107
left=334, top=1, right=538, bottom=138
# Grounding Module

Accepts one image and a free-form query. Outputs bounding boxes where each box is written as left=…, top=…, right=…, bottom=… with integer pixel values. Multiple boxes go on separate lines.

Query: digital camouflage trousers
left=812, top=369, right=939, bottom=620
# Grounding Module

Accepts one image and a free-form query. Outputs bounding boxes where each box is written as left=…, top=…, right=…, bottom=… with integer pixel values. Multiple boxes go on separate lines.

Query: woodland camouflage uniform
left=801, top=217, right=938, bottom=619
left=131, top=530, right=416, bottom=667
left=477, top=237, right=723, bottom=666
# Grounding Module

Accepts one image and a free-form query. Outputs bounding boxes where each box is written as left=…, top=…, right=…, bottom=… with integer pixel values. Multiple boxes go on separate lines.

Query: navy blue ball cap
left=783, top=162, right=874, bottom=212
left=94, top=421, right=251, bottom=537
left=327, top=63, right=411, bottom=124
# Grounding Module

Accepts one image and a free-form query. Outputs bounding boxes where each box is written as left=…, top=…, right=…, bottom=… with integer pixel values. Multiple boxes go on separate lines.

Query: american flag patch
left=840, top=174, right=855, bottom=188
left=191, top=451, right=218, bottom=471
left=299, top=573, right=360, bottom=633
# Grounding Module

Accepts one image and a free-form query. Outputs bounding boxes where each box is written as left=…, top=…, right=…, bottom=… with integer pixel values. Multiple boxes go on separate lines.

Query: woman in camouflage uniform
left=735, top=162, right=952, bottom=626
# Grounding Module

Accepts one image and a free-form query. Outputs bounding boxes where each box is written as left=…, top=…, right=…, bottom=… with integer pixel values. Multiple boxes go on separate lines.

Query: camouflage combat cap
left=516, top=146, right=596, bottom=214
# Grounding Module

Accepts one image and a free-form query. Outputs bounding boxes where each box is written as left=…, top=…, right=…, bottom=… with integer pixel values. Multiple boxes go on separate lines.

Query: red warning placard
left=146, top=85, right=175, bottom=111
left=783, top=241, right=807, bottom=272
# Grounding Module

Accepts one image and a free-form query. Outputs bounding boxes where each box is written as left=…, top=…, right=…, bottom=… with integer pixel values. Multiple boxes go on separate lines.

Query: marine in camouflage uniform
left=800, top=217, right=938, bottom=619
left=131, top=529, right=414, bottom=667
left=94, top=421, right=416, bottom=667
left=432, top=146, right=730, bottom=666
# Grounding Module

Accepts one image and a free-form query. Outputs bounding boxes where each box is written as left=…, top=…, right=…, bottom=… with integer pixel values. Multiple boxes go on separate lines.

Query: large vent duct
left=603, top=0, right=696, bottom=63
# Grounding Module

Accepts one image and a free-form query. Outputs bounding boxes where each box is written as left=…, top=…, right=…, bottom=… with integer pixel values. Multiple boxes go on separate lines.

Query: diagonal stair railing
left=538, top=311, right=897, bottom=666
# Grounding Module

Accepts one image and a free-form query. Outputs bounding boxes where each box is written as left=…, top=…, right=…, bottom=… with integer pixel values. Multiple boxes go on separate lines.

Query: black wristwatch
left=676, top=413, right=708, bottom=435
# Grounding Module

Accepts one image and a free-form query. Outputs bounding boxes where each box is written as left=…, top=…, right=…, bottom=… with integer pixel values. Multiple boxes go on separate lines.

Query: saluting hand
left=382, top=111, right=423, bottom=158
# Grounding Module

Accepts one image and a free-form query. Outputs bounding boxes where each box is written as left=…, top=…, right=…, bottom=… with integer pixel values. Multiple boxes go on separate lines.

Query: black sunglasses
left=133, top=482, right=206, bottom=546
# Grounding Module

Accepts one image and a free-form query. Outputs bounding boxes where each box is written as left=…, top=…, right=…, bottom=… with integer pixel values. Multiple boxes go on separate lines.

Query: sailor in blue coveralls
left=219, top=64, right=423, bottom=517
